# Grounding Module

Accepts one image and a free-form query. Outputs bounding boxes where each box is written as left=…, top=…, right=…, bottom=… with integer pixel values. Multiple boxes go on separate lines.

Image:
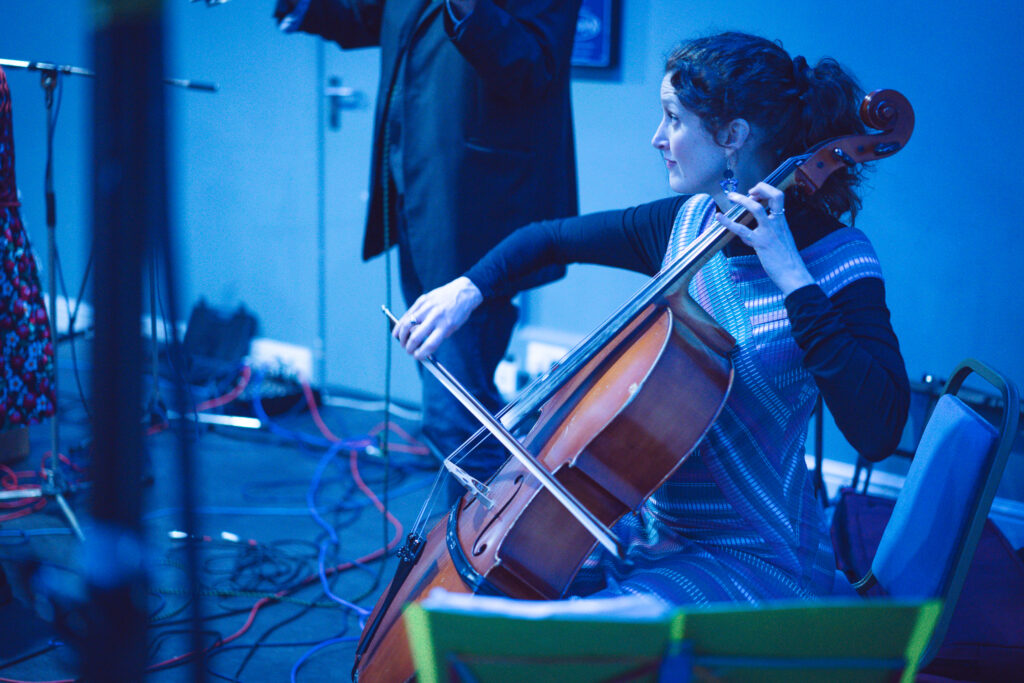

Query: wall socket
left=247, top=337, right=314, bottom=381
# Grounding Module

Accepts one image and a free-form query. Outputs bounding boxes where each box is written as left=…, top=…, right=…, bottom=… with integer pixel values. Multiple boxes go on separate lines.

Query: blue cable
left=247, top=371, right=431, bottom=474
left=249, top=371, right=372, bottom=451
left=290, top=635, right=359, bottom=683
left=307, top=441, right=371, bottom=617
left=306, top=441, right=348, bottom=542
left=144, top=506, right=321, bottom=520
left=249, top=373, right=399, bottom=614
left=141, top=477, right=432, bottom=523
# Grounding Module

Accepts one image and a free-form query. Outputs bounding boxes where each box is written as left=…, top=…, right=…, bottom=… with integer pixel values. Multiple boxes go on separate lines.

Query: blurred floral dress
left=1, top=66, right=56, bottom=432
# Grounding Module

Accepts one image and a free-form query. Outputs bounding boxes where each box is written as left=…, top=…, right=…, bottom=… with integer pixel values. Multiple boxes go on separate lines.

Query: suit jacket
left=294, top=0, right=579, bottom=290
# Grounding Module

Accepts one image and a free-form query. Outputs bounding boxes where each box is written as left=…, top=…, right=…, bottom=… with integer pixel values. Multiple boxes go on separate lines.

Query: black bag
left=832, top=489, right=1024, bottom=682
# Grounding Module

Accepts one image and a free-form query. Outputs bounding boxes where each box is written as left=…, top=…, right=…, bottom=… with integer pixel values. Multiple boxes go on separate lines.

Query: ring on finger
left=767, top=206, right=785, bottom=217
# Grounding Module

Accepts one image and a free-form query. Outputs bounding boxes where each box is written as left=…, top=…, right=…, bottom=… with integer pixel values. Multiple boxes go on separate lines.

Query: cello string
left=411, top=467, right=448, bottom=538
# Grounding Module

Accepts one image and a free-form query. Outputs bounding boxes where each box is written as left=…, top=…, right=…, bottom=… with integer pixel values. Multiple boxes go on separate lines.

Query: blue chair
left=834, top=358, right=1020, bottom=669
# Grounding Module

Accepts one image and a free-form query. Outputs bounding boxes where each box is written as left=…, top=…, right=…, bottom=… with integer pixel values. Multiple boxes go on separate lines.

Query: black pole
left=86, top=1, right=164, bottom=679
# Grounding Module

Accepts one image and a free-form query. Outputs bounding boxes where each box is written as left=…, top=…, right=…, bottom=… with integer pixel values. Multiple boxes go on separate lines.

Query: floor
left=3, top=341, right=1022, bottom=682
left=0, top=346, right=446, bottom=682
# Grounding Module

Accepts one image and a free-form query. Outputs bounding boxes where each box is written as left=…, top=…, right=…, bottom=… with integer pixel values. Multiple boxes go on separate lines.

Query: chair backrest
left=869, top=358, right=1020, bottom=667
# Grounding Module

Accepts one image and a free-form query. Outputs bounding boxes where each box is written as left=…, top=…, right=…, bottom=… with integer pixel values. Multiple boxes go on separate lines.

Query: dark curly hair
left=666, top=31, right=867, bottom=223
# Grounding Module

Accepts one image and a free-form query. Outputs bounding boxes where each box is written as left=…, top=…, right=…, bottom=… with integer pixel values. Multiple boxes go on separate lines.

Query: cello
left=353, top=89, right=915, bottom=682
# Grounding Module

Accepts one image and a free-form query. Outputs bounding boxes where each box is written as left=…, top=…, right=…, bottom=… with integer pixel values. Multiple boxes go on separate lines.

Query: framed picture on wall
left=572, top=0, right=616, bottom=68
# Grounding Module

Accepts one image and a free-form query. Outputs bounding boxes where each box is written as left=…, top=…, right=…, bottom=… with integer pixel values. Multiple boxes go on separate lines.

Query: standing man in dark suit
left=274, top=0, right=580, bottom=493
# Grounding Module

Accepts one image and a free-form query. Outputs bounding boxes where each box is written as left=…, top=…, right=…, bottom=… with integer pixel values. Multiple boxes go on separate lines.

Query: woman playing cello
left=392, top=31, right=910, bottom=607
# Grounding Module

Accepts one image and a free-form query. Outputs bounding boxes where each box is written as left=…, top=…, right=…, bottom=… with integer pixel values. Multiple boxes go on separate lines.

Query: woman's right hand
left=392, top=276, right=483, bottom=360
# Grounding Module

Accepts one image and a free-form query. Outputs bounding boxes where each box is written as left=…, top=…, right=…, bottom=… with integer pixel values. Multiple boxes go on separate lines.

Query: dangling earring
left=719, top=155, right=738, bottom=194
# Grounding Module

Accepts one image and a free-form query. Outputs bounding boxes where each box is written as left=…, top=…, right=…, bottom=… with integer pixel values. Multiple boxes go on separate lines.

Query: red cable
left=368, top=420, right=430, bottom=455
left=143, top=367, right=249, bottom=437
left=1, top=463, right=18, bottom=488
left=142, top=366, right=249, bottom=438
left=0, top=446, right=406, bottom=683
left=38, top=452, right=84, bottom=474
left=144, top=446, right=404, bottom=675
left=146, top=421, right=168, bottom=436
left=301, top=380, right=430, bottom=456
left=301, top=379, right=343, bottom=443
left=0, top=466, right=47, bottom=520
left=348, top=449, right=404, bottom=549
left=0, top=499, right=47, bottom=522
left=371, top=419, right=418, bottom=445
left=195, top=365, right=252, bottom=412
left=2, top=376, right=411, bottom=682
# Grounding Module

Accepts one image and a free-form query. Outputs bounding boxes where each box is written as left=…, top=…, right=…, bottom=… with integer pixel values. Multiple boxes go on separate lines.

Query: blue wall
left=550, top=1, right=1024, bottom=469
left=3, top=1, right=1023, bottom=470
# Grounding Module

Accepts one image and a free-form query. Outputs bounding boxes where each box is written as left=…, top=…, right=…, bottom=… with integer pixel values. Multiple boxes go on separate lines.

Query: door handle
left=326, top=76, right=366, bottom=130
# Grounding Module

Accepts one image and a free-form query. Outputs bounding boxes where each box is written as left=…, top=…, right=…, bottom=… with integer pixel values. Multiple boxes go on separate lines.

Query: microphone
left=1, top=59, right=216, bottom=92
left=163, top=78, right=218, bottom=92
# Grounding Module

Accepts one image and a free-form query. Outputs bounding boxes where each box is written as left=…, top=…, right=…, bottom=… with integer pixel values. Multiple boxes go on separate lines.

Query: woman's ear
left=718, top=118, right=752, bottom=152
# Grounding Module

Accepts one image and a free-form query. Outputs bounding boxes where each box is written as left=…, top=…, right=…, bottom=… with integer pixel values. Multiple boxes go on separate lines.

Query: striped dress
left=569, top=194, right=885, bottom=606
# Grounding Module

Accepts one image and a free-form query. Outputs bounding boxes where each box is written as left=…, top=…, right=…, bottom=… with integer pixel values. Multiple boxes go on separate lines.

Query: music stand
left=404, top=591, right=943, bottom=683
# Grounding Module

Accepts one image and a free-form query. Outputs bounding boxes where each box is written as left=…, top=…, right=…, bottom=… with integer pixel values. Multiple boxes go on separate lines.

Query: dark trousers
left=394, top=210, right=516, bottom=504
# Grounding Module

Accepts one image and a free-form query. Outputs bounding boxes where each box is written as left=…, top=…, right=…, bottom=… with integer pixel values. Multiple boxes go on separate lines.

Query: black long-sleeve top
left=465, top=195, right=910, bottom=461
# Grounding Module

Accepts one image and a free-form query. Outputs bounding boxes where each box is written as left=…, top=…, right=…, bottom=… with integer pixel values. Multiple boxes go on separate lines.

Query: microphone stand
left=0, top=58, right=218, bottom=541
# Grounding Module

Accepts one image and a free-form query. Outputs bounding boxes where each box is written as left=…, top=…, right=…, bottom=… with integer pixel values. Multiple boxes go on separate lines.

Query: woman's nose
left=651, top=125, right=665, bottom=150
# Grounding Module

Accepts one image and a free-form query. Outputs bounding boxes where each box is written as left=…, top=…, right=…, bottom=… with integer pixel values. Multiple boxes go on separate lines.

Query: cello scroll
left=794, top=89, right=914, bottom=195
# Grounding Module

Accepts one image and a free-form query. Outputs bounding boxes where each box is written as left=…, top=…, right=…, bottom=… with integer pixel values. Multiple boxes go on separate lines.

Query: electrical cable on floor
left=308, top=442, right=373, bottom=616
left=0, top=641, right=62, bottom=674
left=194, top=365, right=252, bottom=412
left=248, top=371, right=370, bottom=451
left=0, top=465, right=47, bottom=521
left=144, top=531, right=397, bottom=676
left=289, top=635, right=359, bottom=683
left=147, top=627, right=224, bottom=668
left=197, top=627, right=350, bottom=682
left=0, top=354, right=435, bottom=680
left=230, top=568, right=347, bottom=680
left=135, top=431, right=409, bottom=675
left=140, top=466, right=437, bottom=521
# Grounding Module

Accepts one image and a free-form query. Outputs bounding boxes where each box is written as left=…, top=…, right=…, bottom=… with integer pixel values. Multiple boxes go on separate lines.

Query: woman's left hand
left=718, top=183, right=815, bottom=296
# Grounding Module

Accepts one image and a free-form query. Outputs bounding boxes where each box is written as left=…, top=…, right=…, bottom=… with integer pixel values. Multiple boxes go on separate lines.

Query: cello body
left=355, top=291, right=736, bottom=682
